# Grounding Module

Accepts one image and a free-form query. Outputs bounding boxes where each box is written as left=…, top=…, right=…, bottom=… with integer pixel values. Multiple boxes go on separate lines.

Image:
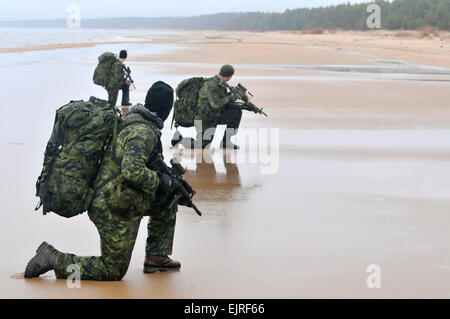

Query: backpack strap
left=109, top=113, right=119, bottom=155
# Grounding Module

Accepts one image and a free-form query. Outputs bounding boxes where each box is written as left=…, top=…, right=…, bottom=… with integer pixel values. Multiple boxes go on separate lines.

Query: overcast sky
left=0, top=0, right=374, bottom=21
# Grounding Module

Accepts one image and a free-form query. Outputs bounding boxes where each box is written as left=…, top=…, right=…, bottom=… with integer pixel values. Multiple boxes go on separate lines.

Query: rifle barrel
left=191, top=203, right=202, bottom=216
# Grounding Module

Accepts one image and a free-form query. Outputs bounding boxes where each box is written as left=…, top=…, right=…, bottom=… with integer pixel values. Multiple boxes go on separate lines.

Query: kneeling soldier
left=25, top=82, right=182, bottom=280
left=183, top=64, right=242, bottom=149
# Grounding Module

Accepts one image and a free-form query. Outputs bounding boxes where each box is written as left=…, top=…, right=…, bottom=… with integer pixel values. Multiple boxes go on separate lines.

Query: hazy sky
left=0, top=0, right=373, bottom=20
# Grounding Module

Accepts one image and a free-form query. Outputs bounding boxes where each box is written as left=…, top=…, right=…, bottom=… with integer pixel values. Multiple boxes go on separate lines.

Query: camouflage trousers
left=107, top=83, right=130, bottom=107
left=53, top=198, right=177, bottom=281
left=194, top=106, right=242, bottom=149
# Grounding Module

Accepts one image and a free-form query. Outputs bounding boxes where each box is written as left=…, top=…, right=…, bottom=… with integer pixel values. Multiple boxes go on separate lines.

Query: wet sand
left=1, top=30, right=450, bottom=298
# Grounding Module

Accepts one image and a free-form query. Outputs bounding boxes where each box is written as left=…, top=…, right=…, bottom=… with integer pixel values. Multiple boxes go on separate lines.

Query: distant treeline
left=1, top=0, right=449, bottom=31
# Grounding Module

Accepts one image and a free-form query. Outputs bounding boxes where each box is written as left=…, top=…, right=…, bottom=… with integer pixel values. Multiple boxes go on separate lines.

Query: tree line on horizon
left=1, top=0, right=449, bottom=31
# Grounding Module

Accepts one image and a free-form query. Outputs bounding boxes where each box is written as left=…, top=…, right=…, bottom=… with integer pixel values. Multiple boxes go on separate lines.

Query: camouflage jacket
left=92, top=104, right=163, bottom=217
left=106, top=60, right=126, bottom=92
left=196, top=75, right=233, bottom=125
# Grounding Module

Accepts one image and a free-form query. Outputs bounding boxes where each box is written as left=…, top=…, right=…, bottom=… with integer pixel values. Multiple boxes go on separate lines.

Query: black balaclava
left=144, top=81, right=174, bottom=122
left=119, top=50, right=127, bottom=59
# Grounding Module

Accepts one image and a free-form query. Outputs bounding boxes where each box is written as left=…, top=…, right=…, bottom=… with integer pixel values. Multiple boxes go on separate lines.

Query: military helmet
left=219, top=64, right=235, bottom=77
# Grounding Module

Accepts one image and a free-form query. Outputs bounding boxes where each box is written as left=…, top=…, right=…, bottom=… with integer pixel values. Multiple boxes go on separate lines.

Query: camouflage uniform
left=194, top=76, right=242, bottom=148
left=106, top=60, right=130, bottom=107
left=53, top=105, right=177, bottom=281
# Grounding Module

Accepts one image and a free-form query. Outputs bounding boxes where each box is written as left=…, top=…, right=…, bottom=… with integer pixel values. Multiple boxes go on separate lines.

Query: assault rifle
left=124, top=66, right=136, bottom=90
left=149, top=155, right=202, bottom=216
left=220, top=81, right=268, bottom=117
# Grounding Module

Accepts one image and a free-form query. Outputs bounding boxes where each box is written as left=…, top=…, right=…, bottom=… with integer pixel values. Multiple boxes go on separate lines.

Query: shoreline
left=1, top=30, right=449, bottom=68
left=0, top=40, right=157, bottom=54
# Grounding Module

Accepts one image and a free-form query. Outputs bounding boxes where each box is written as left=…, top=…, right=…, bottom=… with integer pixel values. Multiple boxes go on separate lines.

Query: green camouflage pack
left=93, top=52, right=117, bottom=87
left=173, top=77, right=205, bottom=127
left=35, top=97, right=121, bottom=218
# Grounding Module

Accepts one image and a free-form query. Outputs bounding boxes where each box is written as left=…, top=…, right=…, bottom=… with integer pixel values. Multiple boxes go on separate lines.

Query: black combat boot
left=143, top=255, right=181, bottom=273
left=171, top=130, right=184, bottom=147
left=24, top=242, right=59, bottom=278
left=221, top=136, right=240, bottom=150
left=180, top=137, right=205, bottom=149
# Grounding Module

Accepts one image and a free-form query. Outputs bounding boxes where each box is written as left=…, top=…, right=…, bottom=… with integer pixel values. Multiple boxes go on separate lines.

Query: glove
left=157, top=173, right=173, bottom=195
left=229, top=94, right=238, bottom=103
left=155, top=173, right=178, bottom=208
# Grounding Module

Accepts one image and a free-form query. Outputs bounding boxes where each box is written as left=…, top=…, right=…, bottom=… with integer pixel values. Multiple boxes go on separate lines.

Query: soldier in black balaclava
left=25, top=81, right=184, bottom=280
left=145, top=81, right=174, bottom=122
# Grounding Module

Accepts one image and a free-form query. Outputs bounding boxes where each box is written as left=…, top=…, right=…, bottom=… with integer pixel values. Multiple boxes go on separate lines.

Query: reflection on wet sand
left=172, top=150, right=242, bottom=202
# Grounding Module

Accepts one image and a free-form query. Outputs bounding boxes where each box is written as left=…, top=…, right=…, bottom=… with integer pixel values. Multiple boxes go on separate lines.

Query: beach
left=0, top=29, right=449, bottom=298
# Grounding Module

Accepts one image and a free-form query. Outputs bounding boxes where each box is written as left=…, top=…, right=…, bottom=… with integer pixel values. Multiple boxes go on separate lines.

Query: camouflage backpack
left=35, top=97, right=121, bottom=218
left=173, top=77, right=205, bottom=127
left=93, top=52, right=117, bottom=87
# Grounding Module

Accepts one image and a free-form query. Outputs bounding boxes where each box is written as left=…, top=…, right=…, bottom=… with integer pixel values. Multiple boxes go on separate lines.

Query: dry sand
left=1, top=30, right=450, bottom=298
left=131, top=29, right=450, bottom=68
